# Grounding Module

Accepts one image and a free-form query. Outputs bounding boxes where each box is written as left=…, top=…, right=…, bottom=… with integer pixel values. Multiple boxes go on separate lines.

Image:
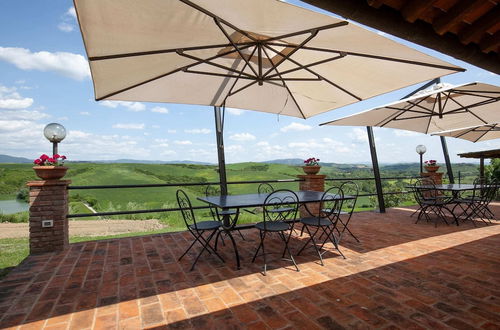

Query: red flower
left=34, top=159, right=41, bottom=165
left=40, top=154, right=49, bottom=161
left=61, top=155, right=67, bottom=160
left=47, top=157, right=55, bottom=163
left=54, top=154, right=60, bottom=159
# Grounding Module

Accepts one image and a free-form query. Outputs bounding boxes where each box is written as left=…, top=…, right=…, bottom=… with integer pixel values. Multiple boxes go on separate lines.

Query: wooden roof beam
left=460, top=6, right=500, bottom=45
left=433, top=0, right=484, bottom=36
left=480, top=30, right=500, bottom=53
left=401, top=0, right=439, bottom=23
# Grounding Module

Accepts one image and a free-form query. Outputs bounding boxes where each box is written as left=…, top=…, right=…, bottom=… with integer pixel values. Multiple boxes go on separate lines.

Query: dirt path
left=0, top=219, right=167, bottom=239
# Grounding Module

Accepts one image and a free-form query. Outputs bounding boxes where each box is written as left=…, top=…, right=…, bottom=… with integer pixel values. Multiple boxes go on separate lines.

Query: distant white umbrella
left=432, top=123, right=500, bottom=142
left=321, top=82, right=500, bottom=134
left=74, top=0, right=463, bottom=118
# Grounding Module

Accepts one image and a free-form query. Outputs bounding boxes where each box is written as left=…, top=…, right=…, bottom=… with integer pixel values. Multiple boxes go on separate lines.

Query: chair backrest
left=484, top=178, right=498, bottom=205
left=318, top=186, right=344, bottom=226
left=262, top=189, right=299, bottom=229
left=339, top=181, right=359, bottom=216
left=412, top=178, right=435, bottom=204
left=205, top=184, right=221, bottom=221
left=176, top=189, right=197, bottom=230
left=258, top=183, right=274, bottom=194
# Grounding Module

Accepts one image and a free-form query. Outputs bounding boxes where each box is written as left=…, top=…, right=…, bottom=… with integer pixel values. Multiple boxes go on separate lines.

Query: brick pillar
left=297, top=174, right=326, bottom=217
left=27, top=180, right=71, bottom=254
left=421, top=172, right=443, bottom=185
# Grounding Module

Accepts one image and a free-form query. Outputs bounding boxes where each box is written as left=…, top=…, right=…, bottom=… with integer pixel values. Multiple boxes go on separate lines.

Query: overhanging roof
left=458, top=148, right=500, bottom=159
left=302, top=0, right=500, bottom=74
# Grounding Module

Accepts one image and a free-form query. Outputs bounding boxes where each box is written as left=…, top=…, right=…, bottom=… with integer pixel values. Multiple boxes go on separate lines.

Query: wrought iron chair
left=296, top=186, right=346, bottom=266
left=252, top=189, right=300, bottom=275
left=176, top=189, right=224, bottom=271
left=258, top=183, right=274, bottom=194
left=336, top=181, right=360, bottom=243
left=412, top=178, right=454, bottom=227
left=205, top=185, right=244, bottom=241
left=453, top=178, right=497, bottom=226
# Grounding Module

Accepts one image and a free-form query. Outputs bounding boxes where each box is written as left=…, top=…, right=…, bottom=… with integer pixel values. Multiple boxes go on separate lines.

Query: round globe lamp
left=44, top=123, right=66, bottom=156
left=415, top=145, right=426, bottom=173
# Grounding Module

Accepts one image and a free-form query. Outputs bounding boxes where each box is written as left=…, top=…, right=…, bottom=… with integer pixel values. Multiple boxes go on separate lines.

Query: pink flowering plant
left=424, top=159, right=437, bottom=166
left=33, top=154, right=67, bottom=166
left=304, top=157, right=320, bottom=166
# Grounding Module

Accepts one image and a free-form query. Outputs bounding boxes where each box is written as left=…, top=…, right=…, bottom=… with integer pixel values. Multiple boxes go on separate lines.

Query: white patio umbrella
left=432, top=123, right=500, bottom=143
left=74, top=0, right=464, bottom=190
left=320, top=82, right=500, bottom=134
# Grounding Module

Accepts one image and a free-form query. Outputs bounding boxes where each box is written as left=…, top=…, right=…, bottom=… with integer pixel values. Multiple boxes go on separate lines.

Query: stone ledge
left=27, top=180, right=71, bottom=187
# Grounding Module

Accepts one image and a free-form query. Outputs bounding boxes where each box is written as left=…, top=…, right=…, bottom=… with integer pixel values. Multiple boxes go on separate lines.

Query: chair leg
left=296, top=225, right=319, bottom=256
left=189, top=229, right=224, bottom=271
left=321, top=227, right=346, bottom=259
left=339, top=216, right=360, bottom=243
left=279, top=231, right=299, bottom=272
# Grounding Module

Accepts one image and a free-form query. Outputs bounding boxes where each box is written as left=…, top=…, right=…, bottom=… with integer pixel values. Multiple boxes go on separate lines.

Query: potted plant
left=303, top=157, right=321, bottom=174
left=33, top=154, right=68, bottom=180
left=424, top=159, right=440, bottom=172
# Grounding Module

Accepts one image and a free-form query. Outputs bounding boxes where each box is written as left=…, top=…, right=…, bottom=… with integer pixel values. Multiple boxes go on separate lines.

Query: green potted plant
left=303, top=157, right=321, bottom=175
left=33, top=154, right=68, bottom=180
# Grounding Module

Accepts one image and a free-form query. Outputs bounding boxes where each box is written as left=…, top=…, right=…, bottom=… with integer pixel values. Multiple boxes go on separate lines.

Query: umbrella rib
left=474, top=125, right=494, bottom=142
left=222, top=47, right=258, bottom=105
left=263, top=44, right=362, bottom=101
left=424, top=96, right=438, bottom=134
left=447, top=96, right=489, bottom=124
left=95, top=45, right=250, bottom=101
left=260, top=46, right=306, bottom=119
left=88, top=43, right=251, bottom=61
left=228, top=80, right=259, bottom=97
left=183, top=69, right=255, bottom=80
left=293, top=45, right=465, bottom=72
left=213, top=18, right=259, bottom=77
left=266, top=54, right=346, bottom=79
left=176, top=50, right=255, bottom=79
left=262, top=30, right=318, bottom=78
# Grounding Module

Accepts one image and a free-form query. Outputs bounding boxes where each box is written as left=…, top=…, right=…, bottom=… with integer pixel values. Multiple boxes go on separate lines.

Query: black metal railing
left=66, top=176, right=419, bottom=219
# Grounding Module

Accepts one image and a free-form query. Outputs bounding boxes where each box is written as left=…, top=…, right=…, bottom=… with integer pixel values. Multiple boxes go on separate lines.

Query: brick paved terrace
left=1, top=204, right=499, bottom=329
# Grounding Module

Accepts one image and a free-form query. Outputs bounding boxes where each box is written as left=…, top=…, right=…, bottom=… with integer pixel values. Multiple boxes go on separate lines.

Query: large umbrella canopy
left=320, top=82, right=500, bottom=133
left=74, top=0, right=463, bottom=118
left=432, top=123, right=500, bottom=143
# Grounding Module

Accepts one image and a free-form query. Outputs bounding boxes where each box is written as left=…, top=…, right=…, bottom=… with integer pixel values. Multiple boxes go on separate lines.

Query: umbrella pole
left=440, top=136, right=455, bottom=183
left=214, top=106, right=228, bottom=195
left=367, top=126, right=385, bottom=213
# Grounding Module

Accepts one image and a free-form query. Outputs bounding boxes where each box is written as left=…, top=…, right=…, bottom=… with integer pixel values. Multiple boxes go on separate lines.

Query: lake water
left=0, top=200, right=29, bottom=214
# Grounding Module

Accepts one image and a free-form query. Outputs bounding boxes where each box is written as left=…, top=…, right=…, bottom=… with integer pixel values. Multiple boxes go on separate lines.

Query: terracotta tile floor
left=1, top=204, right=499, bottom=329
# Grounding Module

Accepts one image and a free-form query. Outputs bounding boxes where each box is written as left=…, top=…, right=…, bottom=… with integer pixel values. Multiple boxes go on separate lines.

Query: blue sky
left=0, top=0, right=498, bottom=165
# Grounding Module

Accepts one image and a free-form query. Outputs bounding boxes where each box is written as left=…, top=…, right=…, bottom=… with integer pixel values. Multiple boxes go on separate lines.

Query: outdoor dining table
left=408, top=183, right=498, bottom=225
left=197, top=190, right=354, bottom=269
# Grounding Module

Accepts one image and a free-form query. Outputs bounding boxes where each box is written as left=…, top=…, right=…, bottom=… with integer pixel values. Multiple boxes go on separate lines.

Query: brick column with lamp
left=27, top=179, right=71, bottom=254
left=297, top=174, right=326, bottom=217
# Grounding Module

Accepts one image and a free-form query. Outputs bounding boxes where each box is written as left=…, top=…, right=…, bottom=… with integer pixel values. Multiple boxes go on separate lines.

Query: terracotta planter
left=424, top=165, right=440, bottom=173
left=303, top=165, right=321, bottom=175
left=33, top=166, right=68, bottom=180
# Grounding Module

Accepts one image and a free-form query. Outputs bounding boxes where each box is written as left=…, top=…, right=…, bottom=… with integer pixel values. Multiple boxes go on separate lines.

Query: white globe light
left=43, top=123, right=66, bottom=143
left=415, top=145, right=427, bottom=155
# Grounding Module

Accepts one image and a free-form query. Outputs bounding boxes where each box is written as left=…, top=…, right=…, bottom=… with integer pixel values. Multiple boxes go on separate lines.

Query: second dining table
left=197, top=190, right=354, bottom=269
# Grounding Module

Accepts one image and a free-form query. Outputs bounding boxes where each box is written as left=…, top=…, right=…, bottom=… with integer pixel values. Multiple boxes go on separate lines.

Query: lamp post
left=416, top=145, right=427, bottom=173
left=43, top=123, right=66, bottom=157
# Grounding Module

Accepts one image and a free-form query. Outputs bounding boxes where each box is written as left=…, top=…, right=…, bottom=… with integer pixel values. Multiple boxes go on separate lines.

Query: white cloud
left=0, top=85, right=34, bottom=109
left=350, top=127, right=368, bottom=143
left=167, top=129, right=177, bottom=134
left=151, top=106, right=169, bottom=114
left=257, top=141, right=269, bottom=147
left=112, top=123, right=145, bottom=130
left=229, top=132, right=256, bottom=141
left=79, top=111, right=90, bottom=116
left=99, top=100, right=146, bottom=112
left=58, top=7, right=77, bottom=32
left=394, top=130, right=421, bottom=137
left=0, top=47, right=90, bottom=81
left=58, top=23, right=74, bottom=32
left=0, top=109, right=48, bottom=121
left=227, top=108, right=244, bottom=115
left=226, top=145, right=244, bottom=152
left=185, top=128, right=211, bottom=134
left=174, top=140, right=192, bottom=145
left=280, top=122, right=312, bottom=132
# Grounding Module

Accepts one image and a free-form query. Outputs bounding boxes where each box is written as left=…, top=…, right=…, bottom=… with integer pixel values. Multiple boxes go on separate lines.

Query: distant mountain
left=0, top=154, right=32, bottom=163
left=88, top=159, right=214, bottom=165
left=263, top=158, right=304, bottom=165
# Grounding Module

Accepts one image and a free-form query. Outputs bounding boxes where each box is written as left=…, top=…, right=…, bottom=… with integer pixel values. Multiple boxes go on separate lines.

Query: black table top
left=409, top=184, right=496, bottom=191
left=197, top=190, right=353, bottom=209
